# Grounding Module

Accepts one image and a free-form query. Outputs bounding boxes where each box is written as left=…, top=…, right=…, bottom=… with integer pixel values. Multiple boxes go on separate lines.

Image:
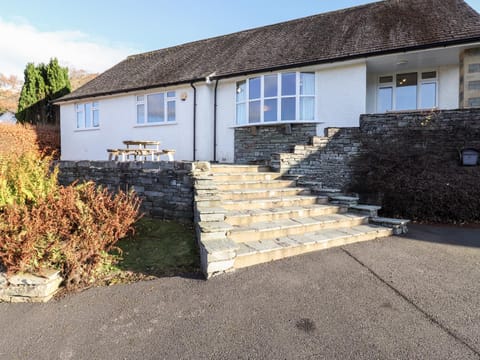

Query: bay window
left=377, top=71, right=437, bottom=112
left=136, top=91, right=176, bottom=124
left=236, top=72, right=315, bottom=125
left=76, top=102, right=99, bottom=129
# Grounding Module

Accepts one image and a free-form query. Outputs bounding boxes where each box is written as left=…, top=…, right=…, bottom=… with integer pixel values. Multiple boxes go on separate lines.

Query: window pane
left=396, top=86, right=417, bottom=110
left=421, top=82, right=436, bottom=109
left=396, top=73, right=417, bottom=87
left=264, top=75, right=278, bottom=98
left=249, top=100, right=261, bottom=123
left=379, top=76, right=393, bottom=84
left=422, top=71, right=436, bottom=80
left=137, top=104, right=145, bottom=124
left=167, top=91, right=175, bottom=98
left=85, top=103, right=92, bottom=128
left=136, top=95, right=144, bottom=102
left=300, top=97, right=315, bottom=120
left=147, top=93, right=164, bottom=122
left=377, top=87, right=392, bottom=112
left=167, top=101, right=175, bottom=122
left=236, top=103, right=246, bottom=125
left=236, top=81, right=246, bottom=103
left=92, top=109, right=99, bottom=127
left=76, top=109, right=83, bottom=128
left=249, top=77, right=261, bottom=99
left=281, top=73, right=296, bottom=96
left=300, top=73, right=315, bottom=95
left=264, top=99, right=277, bottom=122
left=281, top=98, right=296, bottom=120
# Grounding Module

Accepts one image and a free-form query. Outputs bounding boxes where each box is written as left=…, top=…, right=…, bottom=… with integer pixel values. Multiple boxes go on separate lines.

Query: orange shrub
left=0, top=123, right=60, bottom=159
left=0, top=182, right=141, bottom=289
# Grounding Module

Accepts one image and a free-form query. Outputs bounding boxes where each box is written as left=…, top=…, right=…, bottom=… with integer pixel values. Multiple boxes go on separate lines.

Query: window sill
left=134, top=122, right=178, bottom=128
left=230, top=120, right=323, bottom=129
left=74, top=127, right=100, bottom=132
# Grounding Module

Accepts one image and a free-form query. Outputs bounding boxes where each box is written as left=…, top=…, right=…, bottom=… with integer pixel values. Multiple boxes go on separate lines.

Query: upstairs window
left=76, top=102, right=99, bottom=129
left=236, top=72, right=315, bottom=125
left=377, top=71, right=437, bottom=112
left=136, top=91, right=176, bottom=124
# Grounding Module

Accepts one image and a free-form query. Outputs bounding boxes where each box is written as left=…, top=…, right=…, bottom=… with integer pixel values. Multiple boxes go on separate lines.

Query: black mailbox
left=461, top=148, right=479, bottom=166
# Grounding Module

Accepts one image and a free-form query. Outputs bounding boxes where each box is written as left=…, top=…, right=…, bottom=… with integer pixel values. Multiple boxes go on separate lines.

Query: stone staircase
left=194, top=164, right=408, bottom=278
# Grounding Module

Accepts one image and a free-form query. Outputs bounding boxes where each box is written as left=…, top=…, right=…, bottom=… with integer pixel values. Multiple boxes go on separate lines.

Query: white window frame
left=376, top=70, right=438, bottom=112
left=75, top=101, right=99, bottom=129
left=235, top=71, right=316, bottom=125
left=136, top=91, right=176, bottom=125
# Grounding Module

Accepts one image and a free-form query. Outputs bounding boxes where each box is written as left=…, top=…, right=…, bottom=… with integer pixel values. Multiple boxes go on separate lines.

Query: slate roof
left=58, top=0, right=480, bottom=102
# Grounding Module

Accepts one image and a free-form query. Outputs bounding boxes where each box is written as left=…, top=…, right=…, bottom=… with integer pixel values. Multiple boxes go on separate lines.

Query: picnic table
left=107, top=140, right=175, bottom=161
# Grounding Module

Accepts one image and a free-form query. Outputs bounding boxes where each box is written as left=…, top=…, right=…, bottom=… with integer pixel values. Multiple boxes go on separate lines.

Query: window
left=376, top=71, right=437, bottom=112
left=236, top=72, right=315, bottom=125
left=76, top=102, right=99, bottom=129
left=136, top=91, right=176, bottom=124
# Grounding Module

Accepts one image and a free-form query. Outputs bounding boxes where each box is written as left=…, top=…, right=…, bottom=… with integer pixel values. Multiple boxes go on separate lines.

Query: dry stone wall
left=234, top=123, right=316, bottom=164
left=58, top=161, right=195, bottom=221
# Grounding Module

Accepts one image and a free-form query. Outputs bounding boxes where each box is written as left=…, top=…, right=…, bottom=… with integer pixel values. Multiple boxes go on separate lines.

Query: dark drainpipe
left=213, top=79, right=219, bottom=162
left=190, top=82, right=197, bottom=161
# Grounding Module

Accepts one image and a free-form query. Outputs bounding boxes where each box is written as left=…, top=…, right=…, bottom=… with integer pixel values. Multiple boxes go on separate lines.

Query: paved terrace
left=0, top=224, right=479, bottom=359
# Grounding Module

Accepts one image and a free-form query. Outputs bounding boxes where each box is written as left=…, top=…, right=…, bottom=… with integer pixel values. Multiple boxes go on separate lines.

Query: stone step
left=209, top=172, right=283, bottom=182
left=329, top=195, right=359, bottom=206
left=349, top=204, right=382, bottom=217
left=210, top=164, right=271, bottom=173
left=225, top=204, right=347, bottom=226
left=219, top=187, right=310, bottom=201
left=228, top=213, right=368, bottom=243
left=234, top=224, right=393, bottom=269
left=370, top=217, right=410, bottom=235
left=215, top=179, right=297, bottom=191
left=221, top=195, right=321, bottom=211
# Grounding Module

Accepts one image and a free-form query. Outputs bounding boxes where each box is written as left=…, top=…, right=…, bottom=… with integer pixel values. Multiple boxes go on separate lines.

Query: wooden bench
left=107, top=148, right=175, bottom=161
left=155, top=149, right=176, bottom=161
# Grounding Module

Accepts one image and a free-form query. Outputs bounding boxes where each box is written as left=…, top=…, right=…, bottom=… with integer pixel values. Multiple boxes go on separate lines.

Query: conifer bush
left=0, top=152, right=141, bottom=290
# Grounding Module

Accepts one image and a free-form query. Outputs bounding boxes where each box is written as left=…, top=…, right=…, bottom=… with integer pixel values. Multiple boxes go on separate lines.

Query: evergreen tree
left=17, top=58, right=71, bottom=124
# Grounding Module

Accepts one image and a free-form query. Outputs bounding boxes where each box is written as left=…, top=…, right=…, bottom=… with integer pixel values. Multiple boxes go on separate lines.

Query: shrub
left=350, top=125, right=480, bottom=224
left=0, top=153, right=141, bottom=290
left=0, top=123, right=60, bottom=159
left=0, top=152, right=58, bottom=209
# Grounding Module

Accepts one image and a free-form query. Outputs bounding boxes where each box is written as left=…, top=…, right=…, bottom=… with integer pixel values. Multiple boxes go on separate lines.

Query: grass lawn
left=103, top=218, right=201, bottom=285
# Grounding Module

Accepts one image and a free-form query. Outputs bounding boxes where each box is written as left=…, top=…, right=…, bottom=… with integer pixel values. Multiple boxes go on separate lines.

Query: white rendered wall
left=316, top=63, right=367, bottom=134
left=438, top=65, right=459, bottom=109
left=215, top=81, right=236, bottom=163
left=60, top=86, right=195, bottom=161
left=194, top=84, right=214, bottom=161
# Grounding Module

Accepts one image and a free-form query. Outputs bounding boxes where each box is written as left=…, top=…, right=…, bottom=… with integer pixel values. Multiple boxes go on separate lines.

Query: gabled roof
left=58, top=0, right=480, bottom=102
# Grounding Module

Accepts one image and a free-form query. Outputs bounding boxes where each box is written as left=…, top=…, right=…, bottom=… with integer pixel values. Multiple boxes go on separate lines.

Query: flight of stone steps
left=193, top=163, right=408, bottom=278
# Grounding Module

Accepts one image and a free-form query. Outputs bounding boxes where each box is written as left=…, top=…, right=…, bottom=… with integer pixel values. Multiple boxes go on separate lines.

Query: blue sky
left=1, top=0, right=480, bottom=77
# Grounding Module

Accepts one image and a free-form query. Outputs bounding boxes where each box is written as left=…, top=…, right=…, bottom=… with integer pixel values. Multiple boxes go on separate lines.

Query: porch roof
left=57, top=0, right=480, bottom=103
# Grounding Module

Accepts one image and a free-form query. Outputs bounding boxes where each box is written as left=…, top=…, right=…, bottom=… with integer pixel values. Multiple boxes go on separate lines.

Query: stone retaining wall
left=58, top=161, right=195, bottom=221
left=271, top=109, right=480, bottom=190
left=234, top=123, right=316, bottom=164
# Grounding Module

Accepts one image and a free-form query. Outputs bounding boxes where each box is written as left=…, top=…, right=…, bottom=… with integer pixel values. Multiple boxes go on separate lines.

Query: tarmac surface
left=0, top=224, right=479, bottom=359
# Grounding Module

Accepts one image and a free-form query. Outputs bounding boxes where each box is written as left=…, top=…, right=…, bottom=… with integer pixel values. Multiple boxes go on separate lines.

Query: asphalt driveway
left=0, top=224, right=479, bottom=359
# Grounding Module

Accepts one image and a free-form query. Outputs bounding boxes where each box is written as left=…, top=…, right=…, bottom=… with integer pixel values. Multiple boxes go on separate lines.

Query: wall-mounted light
left=396, top=59, right=408, bottom=66
left=180, top=92, right=188, bottom=101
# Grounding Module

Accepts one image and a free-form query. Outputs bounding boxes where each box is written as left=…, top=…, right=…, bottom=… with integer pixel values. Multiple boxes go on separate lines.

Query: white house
left=56, top=0, right=480, bottom=162
left=0, top=112, right=17, bottom=124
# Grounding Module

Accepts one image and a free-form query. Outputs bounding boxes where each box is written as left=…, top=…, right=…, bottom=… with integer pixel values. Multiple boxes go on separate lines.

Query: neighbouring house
left=0, top=111, right=17, bottom=124
left=56, top=0, right=480, bottom=163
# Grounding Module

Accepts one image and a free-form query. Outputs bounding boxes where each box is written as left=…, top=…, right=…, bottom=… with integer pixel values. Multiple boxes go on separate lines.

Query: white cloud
left=0, top=17, right=135, bottom=78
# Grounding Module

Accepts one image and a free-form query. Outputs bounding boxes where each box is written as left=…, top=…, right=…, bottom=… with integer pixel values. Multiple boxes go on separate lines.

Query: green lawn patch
left=103, top=218, right=200, bottom=284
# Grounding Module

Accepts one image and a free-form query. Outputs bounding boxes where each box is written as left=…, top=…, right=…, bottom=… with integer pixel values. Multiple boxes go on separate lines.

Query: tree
left=17, top=58, right=71, bottom=124
left=0, top=74, right=22, bottom=113
left=69, top=68, right=98, bottom=91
